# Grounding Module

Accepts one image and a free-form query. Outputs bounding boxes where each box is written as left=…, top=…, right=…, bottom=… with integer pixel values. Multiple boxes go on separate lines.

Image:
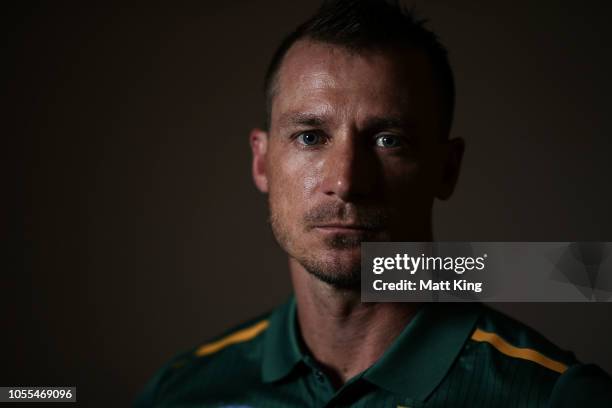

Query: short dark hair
left=263, top=0, right=455, bottom=136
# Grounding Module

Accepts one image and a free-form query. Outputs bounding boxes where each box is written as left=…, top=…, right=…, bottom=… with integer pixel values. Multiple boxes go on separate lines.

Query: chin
left=299, top=247, right=362, bottom=289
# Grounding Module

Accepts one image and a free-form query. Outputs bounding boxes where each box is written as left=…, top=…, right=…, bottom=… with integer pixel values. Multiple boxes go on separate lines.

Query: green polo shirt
left=135, top=298, right=612, bottom=407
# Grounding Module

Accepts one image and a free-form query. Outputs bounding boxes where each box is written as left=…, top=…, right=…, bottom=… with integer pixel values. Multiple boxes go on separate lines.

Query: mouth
left=313, top=224, right=382, bottom=233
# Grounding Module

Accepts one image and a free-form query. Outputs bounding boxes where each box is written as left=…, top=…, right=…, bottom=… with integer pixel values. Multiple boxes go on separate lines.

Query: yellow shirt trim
left=195, top=320, right=270, bottom=357
left=471, top=328, right=568, bottom=373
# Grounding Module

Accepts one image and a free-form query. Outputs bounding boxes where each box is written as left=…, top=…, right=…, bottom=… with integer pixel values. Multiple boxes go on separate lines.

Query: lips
left=314, top=224, right=382, bottom=232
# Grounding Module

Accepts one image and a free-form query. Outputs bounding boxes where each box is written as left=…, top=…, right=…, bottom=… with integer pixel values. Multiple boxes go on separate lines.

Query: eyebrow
left=277, top=112, right=413, bottom=132
left=277, top=112, right=328, bottom=129
left=361, top=116, right=414, bottom=132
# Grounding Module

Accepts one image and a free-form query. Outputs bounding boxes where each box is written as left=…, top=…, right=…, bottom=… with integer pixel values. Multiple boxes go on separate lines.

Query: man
left=136, top=0, right=612, bottom=406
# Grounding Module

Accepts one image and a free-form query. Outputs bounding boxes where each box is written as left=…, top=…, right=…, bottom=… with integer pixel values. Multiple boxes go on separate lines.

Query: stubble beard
left=270, top=213, right=363, bottom=289
left=269, top=200, right=388, bottom=290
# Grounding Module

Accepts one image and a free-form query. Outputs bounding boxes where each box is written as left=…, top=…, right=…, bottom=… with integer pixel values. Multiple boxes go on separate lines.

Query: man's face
left=251, top=40, right=462, bottom=288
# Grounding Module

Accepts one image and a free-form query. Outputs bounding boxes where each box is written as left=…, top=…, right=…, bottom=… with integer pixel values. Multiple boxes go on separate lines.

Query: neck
left=290, top=258, right=421, bottom=388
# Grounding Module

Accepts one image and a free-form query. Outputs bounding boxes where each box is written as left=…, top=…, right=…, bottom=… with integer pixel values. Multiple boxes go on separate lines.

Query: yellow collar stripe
left=471, top=328, right=568, bottom=373
left=195, top=320, right=270, bottom=357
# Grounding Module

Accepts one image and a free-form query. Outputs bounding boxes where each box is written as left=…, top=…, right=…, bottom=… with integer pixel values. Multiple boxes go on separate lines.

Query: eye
left=375, top=134, right=402, bottom=148
left=296, top=131, right=323, bottom=146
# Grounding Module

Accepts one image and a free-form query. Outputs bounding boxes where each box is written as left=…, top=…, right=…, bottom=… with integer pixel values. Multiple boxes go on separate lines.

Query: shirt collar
left=261, top=297, right=303, bottom=383
left=363, top=302, right=481, bottom=401
left=261, top=296, right=481, bottom=402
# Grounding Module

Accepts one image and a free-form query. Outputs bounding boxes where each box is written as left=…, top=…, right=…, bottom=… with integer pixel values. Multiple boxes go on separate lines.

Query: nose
left=319, top=135, right=379, bottom=202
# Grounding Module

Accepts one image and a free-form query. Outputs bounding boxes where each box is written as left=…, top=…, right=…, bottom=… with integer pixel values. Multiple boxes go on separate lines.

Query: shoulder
left=549, top=363, right=612, bottom=407
left=431, top=304, right=612, bottom=406
left=469, top=304, right=577, bottom=374
left=462, top=304, right=612, bottom=406
left=134, top=312, right=272, bottom=407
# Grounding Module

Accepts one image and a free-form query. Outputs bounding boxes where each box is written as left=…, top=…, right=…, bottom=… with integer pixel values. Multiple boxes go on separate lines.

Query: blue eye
left=375, top=134, right=401, bottom=148
left=297, top=132, right=322, bottom=146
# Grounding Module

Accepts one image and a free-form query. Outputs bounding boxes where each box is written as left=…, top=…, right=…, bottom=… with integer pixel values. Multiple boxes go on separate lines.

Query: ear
left=250, top=128, right=269, bottom=193
left=436, top=137, right=465, bottom=200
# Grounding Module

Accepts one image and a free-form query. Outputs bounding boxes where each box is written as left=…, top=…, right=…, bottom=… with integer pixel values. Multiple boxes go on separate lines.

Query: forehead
left=271, top=39, right=437, bottom=126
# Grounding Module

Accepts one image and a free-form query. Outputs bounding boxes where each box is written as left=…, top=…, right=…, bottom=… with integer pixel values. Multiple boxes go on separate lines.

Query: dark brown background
left=6, top=0, right=612, bottom=406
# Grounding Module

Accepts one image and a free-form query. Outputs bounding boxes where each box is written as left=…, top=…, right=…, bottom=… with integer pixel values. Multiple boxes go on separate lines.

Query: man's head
left=250, top=0, right=464, bottom=289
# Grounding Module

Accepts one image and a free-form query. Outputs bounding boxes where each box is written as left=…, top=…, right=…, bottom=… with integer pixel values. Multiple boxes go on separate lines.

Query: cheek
left=302, top=172, right=319, bottom=196
left=268, top=152, right=322, bottom=220
left=381, top=159, right=436, bottom=203
left=383, top=159, right=420, bottom=187
left=273, top=151, right=322, bottom=199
